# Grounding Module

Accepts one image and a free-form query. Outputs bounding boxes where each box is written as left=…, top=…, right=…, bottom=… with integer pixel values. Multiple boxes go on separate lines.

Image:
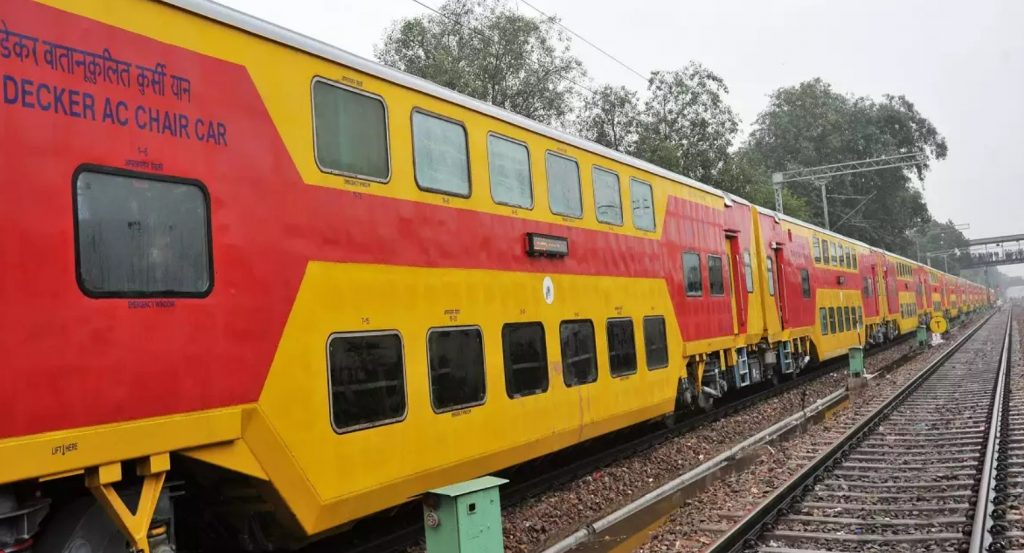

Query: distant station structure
left=958, top=234, right=1024, bottom=269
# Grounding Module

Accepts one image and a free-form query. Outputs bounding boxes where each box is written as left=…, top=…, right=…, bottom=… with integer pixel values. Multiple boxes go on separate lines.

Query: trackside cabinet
left=423, top=476, right=508, bottom=553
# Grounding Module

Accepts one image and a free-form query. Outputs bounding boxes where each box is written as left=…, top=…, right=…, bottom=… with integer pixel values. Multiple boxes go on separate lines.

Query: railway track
left=301, top=332, right=919, bottom=553
left=707, top=307, right=1014, bottom=553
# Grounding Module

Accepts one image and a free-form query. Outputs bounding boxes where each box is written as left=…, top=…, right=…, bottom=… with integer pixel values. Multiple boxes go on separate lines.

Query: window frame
left=545, top=150, right=584, bottom=219
left=707, top=254, right=726, bottom=296
left=606, top=317, right=638, bottom=377
left=828, top=306, right=837, bottom=334
left=592, top=165, right=624, bottom=226
left=743, top=250, right=754, bottom=293
left=683, top=252, right=703, bottom=297
left=426, top=325, right=488, bottom=414
left=819, top=308, right=828, bottom=335
left=642, top=316, right=669, bottom=370
left=800, top=268, right=811, bottom=299
left=821, top=239, right=830, bottom=265
left=72, top=164, right=215, bottom=299
left=310, top=76, right=392, bottom=183
left=501, top=322, right=549, bottom=399
left=486, top=131, right=534, bottom=209
left=766, top=256, right=776, bottom=296
left=409, top=107, right=472, bottom=198
left=629, top=177, right=656, bottom=231
left=830, top=243, right=838, bottom=265
left=560, top=319, right=598, bottom=387
left=325, top=330, right=408, bottom=434
left=837, top=307, right=845, bottom=332
left=812, top=236, right=822, bottom=264
left=844, top=306, right=852, bottom=330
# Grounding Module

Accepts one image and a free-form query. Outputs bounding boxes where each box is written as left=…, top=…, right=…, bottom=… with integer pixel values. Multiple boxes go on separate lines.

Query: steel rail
left=971, top=306, right=1014, bottom=553
left=705, top=309, right=1001, bottom=553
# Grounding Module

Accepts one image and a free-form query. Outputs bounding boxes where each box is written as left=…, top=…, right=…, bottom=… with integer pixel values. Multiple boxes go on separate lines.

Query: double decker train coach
left=0, top=1, right=993, bottom=552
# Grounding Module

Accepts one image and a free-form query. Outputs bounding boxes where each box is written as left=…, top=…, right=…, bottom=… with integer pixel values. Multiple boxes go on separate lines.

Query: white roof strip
left=160, top=0, right=743, bottom=204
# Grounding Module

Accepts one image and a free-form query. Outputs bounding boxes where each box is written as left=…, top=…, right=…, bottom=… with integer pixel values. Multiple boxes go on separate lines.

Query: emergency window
left=561, top=320, right=597, bottom=387
left=828, top=307, right=837, bottom=334
left=643, top=316, right=669, bottom=370
left=328, top=332, right=406, bottom=433
left=412, top=110, right=470, bottom=196
left=75, top=170, right=211, bottom=297
left=708, top=255, right=726, bottom=296
left=607, top=319, right=637, bottom=377
left=488, top=133, right=533, bottom=208
left=683, top=252, right=702, bottom=296
left=313, top=79, right=390, bottom=181
left=546, top=152, right=582, bottom=218
left=812, top=237, right=822, bottom=264
left=820, top=308, right=828, bottom=335
left=427, top=327, right=486, bottom=412
left=502, top=323, right=548, bottom=398
left=766, top=257, right=775, bottom=296
left=593, top=166, right=623, bottom=225
left=743, top=250, right=754, bottom=293
left=800, top=269, right=811, bottom=298
left=630, top=178, right=655, bottom=231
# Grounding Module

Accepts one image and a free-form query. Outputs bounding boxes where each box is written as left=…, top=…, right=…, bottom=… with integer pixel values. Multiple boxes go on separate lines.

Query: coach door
left=770, top=242, right=786, bottom=329
left=725, top=233, right=745, bottom=334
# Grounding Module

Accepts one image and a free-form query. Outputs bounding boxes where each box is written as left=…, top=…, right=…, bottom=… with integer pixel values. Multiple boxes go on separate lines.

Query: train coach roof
left=162, top=0, right=749, bottom=207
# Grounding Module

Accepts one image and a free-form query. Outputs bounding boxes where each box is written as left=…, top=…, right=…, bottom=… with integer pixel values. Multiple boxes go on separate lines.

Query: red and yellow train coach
left=0, top=1, right=992, bottom=551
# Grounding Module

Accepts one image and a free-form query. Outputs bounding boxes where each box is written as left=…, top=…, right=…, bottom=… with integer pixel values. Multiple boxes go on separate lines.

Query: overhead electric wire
left=407, top=0, right=598, bottom=95
left=515, top=0, right=649, bottom=83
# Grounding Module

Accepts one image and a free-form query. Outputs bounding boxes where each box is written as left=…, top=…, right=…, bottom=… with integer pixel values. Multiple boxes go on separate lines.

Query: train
left=0, top=1, right=993, bottom=551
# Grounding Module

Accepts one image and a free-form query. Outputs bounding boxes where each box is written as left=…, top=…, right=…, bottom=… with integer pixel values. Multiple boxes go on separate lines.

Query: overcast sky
left=219, top=0, right=1024, bottom=277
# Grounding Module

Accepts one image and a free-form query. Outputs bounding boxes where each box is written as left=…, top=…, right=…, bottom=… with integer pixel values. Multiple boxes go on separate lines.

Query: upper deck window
left=813, top=237, right=822, bottom=264
left=593, top=166, right=623, bottom=225
left=412, top=110, right=470, bottom=196
left=327, top=331, right=406, bottom=433
left=546, top=152, right=583, bottom=218
left=630, top=178, right=655, bottom=231
left=75, top=169, right=211, bottom=297
left=821, top=239, right=830, bottom=266
left=312, top=79, right=390, bottom=181
left=488, top=134, right=533, bottom=208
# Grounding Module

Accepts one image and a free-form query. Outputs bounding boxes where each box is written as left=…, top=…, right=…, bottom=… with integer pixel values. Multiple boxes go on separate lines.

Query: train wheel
left=697, top=390, right=715, bottom=412
left=34, top=489, right=176, bottom=553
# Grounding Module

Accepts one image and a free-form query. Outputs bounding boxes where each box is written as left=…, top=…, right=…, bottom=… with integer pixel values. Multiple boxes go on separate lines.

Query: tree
left=716, top=147, right=814, bottom=221
left=573, top=84, right=641, bottom=153
left=742, top=79, right=948, bottom=253
left=910, top=219, right=971, bottom=272
left=375, top=0, right=586, bottom=125
left=632, top=63, right=740, bottom=185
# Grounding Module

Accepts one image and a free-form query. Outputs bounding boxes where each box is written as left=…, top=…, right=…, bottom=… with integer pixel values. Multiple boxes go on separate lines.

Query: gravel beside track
left=637, top=312, right=995, bottom=553
left=496, top=332, right=921, bottom=552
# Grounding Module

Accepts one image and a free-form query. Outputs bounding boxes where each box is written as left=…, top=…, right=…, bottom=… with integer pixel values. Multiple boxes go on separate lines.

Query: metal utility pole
left=771, top=152, right=929, bottom=228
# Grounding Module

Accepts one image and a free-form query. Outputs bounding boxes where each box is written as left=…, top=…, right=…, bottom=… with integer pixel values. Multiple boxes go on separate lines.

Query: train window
left=813, top=237, right=822, bottom=264
left=830, top=243, right=838, bottom=265
left=743, top=250, right=754, bottom=293
left=411, top=110, right=470, bottom=197
left=427, top=327, right=486, bottom=412
left=75, top=169, right=211, bottom=297
left=820, top=239, right=830, bottom=265
left=844, top=306, right=852, bottom=331
left=561, top=320, right=597, bottom=387
left=800, top=269, right=811, bottom=298
left=819, top=308, right=828, bottom=335
left=683, top=252, right=702, bottom=297
left=630, top=178, right=656, bottom=231
left=593, top=166, right=623, bottom=225
left=863, top=277, right=871, bottom=298
left=488, top=133, right=533, bottom=208
left=607, top=318, right=637, bottom=377
left=643, top=316, right=669, bottom=370
left=846, top=247, right=853, bottom=268
left=857, top=306, right=863, bottom=328
left=312, top=79, right=390, bottom=181
left=546, top=152, right=583, bottom=218
left=828, top=307, right=837, bottom=334
left=838, top=247, right=846, bottom=268
left=837, top=307, right=845, bottom=332
left=327, top=331, right=406, bottom=433
left=502, top=322, right=549, bottom=398
left=852, top=250, right=858, bottom=269
left=707, top=255, right=726, bottom=296
left=766, top=257, right=775, bottom=296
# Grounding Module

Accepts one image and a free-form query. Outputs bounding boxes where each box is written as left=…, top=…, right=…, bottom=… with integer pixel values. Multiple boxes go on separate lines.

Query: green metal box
left=847, top=346, right=864, bottom=377
left=423, top=476, right=507, bottom=553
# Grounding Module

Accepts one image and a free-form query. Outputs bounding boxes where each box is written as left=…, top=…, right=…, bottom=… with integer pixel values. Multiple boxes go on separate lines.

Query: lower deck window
left=428, top=327, right=486, bottom=411
left=606, top=318, right=637, bottom=376
left=820, top=308, right=828, bottom=335
left=560, top=320, right=597, bottom=386
left=707, top=255, right=725, bottom=296
left=643, top=316, right=669, bottom=369
left=502, top=323, right=549, bottom=398
left=828, top=307, right=837, bottom=334
left=75, top=169, right=211, bottom=297
left=327, top=332, right=406, bottom=432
